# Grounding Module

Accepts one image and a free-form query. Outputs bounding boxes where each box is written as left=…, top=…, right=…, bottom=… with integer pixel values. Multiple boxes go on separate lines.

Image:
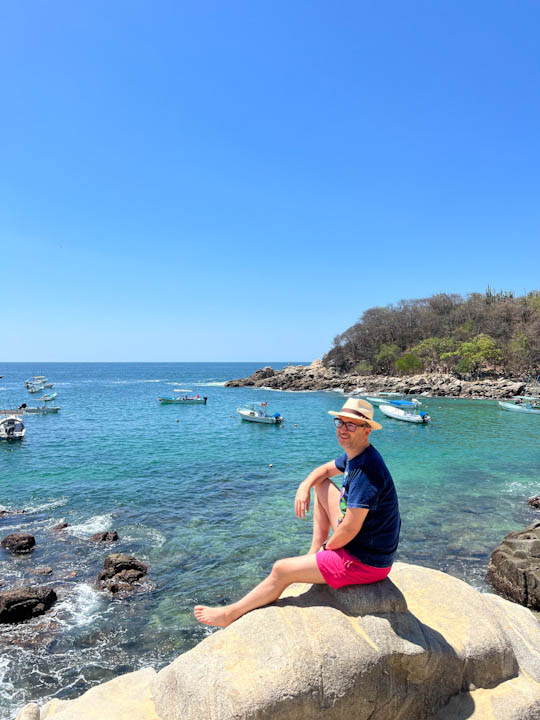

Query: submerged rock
left=486, top=521, right=540, bottom=610
left=1, top=533, right=36, bottom=554
left=528, top=496, right=540, bottom=510
left=52, top=522, right=69, bottom=531
left=90, top=530, right=119, bottom=543
left=0, top=586, right=57, bottom=624
left=33, top=566, right=53, bottom=576
left=97, top=553, right=148, bottom=594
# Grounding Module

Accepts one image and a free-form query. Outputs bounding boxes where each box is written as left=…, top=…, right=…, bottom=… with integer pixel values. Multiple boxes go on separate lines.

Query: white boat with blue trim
left=380, top=400, right=431, bottom=424
left=498, top=399, right=540, bottom=415
left=237, top=402, right=283, bottom=424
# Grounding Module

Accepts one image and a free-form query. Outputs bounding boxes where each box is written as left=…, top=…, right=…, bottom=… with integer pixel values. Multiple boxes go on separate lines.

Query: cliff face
left=26, top=562, right=540, bottom=720
left=225, top=359, right=527, bottom=399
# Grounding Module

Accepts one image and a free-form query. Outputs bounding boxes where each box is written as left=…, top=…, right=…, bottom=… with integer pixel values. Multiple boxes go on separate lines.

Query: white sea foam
left=122, top=525, right=167, bottom=548
left=26, top=497, right=68, bottom=513
left=57, top=583, right=102, bottom=627
left=194, top=381, right=226, bottom=387
left=67, top=513, right=113, bottom=538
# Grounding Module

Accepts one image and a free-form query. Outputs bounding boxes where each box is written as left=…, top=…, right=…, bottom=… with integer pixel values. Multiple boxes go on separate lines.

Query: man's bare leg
left=194, top=554, right=326, bottom=628
left=308, top=479, right=341, bottom=554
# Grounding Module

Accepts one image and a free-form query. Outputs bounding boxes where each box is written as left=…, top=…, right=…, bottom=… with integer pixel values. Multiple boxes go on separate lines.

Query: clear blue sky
left=2, top=1, right=539, bottom=361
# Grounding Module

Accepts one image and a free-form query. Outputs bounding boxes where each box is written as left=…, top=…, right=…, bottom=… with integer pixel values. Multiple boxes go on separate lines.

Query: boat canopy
left=390, top=400, right=417, bottom=408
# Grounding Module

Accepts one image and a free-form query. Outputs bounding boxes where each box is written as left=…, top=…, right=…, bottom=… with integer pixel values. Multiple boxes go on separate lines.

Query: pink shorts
left=316, top=548, right=392, bottom=589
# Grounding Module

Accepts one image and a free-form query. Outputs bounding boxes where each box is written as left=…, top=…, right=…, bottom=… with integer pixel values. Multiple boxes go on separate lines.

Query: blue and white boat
left=498, top=400, right=540, bottom=415
left=237, top=402, right=283, bottom=424
left=380, top=400, right=431, bottom=424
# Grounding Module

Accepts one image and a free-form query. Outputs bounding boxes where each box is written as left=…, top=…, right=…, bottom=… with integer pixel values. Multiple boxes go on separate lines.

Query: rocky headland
left=225, top=359, right=529, bottom=399
left=18, top=562, right=540, bottom=720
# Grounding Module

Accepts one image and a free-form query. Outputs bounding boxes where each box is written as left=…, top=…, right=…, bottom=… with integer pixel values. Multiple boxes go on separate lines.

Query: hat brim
left=328, top=410, right=382, bottom=431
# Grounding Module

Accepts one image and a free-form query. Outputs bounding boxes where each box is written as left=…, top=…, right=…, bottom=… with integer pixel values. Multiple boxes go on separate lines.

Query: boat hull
left=158, top=397, right=207, bottom=405
left=380, top=405, right=430, bottom=423
left=25, top=406, right=61, bottom=414
left=237, top=411, right=281, bottom=424
left=498, top=401, right=540, bottom=415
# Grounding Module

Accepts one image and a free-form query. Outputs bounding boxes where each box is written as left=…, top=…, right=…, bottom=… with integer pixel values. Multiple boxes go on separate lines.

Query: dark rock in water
left=528, top=496, right=540, bottom=510
left=0, top=586, right=57, bottom=623
left=486, top=521, right=540, bottom=610
left=34, top=567, right=53, bottom=575
left=97, top=553, right=148, bottom=594
left=0, top=508, right=26, bottom=517
left=52, top=522, right=69, bottom=531
left=90, top=531, right=119, bottom=543
left=1, top=533, right=36, bottom=554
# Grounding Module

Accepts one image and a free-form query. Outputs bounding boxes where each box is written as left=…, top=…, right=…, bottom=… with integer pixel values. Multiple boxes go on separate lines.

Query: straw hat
left=328, top=398, right=382, bottom=430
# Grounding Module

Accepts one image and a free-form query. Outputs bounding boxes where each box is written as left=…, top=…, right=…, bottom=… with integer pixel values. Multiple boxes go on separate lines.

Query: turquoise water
left=1, top=362, right=539, bottom=717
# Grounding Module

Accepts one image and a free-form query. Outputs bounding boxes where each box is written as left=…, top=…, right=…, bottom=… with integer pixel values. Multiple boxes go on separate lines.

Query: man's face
left=335, top=417, right=371, bottom=450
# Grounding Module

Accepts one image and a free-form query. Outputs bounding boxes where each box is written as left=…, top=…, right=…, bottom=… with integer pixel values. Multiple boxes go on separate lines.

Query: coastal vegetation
left=324, top=288, right=540, bottom=377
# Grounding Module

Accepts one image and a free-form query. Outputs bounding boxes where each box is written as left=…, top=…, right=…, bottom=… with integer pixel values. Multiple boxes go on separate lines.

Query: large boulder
left=152, top=562, right=540, bottom=719
left=97, top=553, right=148, bottom=594
left=0, top=586, right=57, bottom=623
left=486, top=521, right=540, bottom=610
left=20, top=563, right=540, bottom=719
left=1, top=533, right=35, bottom=553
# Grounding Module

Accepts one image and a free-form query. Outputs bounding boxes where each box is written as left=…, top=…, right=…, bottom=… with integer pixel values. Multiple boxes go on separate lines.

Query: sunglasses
left=334, top=418, right=369, bottom=432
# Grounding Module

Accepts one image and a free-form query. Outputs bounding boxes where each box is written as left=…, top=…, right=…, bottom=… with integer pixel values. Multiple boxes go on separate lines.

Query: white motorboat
left=237, top=402, right=283, bottom=424
left=498, top=400, right=540, bottom=415
left=380, top=400, right=431, bottom=424
left=158, top=394, right=207, bottom=404
left=40, top=392, right=57, bottom=402
left=27, top=384, right=45, bottom=393
left=25, top=376, right=47, bottom=386
left=0, top=416, right=26, bottom=439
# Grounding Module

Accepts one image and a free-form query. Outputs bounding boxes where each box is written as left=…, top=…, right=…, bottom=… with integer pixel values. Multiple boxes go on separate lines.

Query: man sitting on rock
left=194, top=398, right=401, bottom=627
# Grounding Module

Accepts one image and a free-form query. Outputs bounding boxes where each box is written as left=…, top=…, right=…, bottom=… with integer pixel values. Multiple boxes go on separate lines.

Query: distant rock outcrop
left=225, top=360, right=527, bottom=399
left=486, top=521, right=540, bottom=610
left=27, top=563, right=540, bottom=720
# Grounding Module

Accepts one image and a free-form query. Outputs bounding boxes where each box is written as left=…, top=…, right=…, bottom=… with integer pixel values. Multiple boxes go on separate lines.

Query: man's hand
left=294, top=481, right=311, bottom=519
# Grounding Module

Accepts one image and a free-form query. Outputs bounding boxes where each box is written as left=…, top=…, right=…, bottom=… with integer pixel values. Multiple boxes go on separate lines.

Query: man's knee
left=271, top=558, right=292, bottom=580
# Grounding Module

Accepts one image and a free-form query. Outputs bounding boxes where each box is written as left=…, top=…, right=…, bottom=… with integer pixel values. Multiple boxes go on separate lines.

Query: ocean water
left=1, top=362, right=539, bottom=718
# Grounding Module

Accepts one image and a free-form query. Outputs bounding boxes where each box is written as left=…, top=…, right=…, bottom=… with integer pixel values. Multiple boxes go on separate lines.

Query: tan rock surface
left=18, top=563, right=540, bottom=720
left=152, top=562, right=540, bottom=720
left=39, top=668, right=158, bottom=720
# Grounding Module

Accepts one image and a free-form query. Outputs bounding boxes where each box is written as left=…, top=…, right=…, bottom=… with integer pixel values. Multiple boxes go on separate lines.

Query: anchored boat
left=380, top=400, right=431, bottom=424
left=237, top=402, right=283, bottom=424
left=158, top=392, right=207, bottom=404
left=0, top=416, right=26, bottom=439
left=498, top=400, right=540, bottom=415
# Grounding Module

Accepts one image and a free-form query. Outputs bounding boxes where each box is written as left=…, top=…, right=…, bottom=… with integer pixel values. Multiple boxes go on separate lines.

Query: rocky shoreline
left=225, top=359, right=530, bottom=399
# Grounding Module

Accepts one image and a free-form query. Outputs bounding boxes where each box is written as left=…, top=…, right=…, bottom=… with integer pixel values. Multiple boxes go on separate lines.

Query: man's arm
left=324, top=507, right=369, bottom=550
left=295, top=460, right=342, bottom=519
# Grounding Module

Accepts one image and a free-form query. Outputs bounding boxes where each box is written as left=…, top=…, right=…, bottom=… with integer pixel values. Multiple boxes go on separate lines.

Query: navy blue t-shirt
left=335, top=444, right=401, bottom=568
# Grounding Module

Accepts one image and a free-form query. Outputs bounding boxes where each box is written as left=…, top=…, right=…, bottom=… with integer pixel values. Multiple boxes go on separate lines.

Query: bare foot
left=193, top=604, right=236, bottom=627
